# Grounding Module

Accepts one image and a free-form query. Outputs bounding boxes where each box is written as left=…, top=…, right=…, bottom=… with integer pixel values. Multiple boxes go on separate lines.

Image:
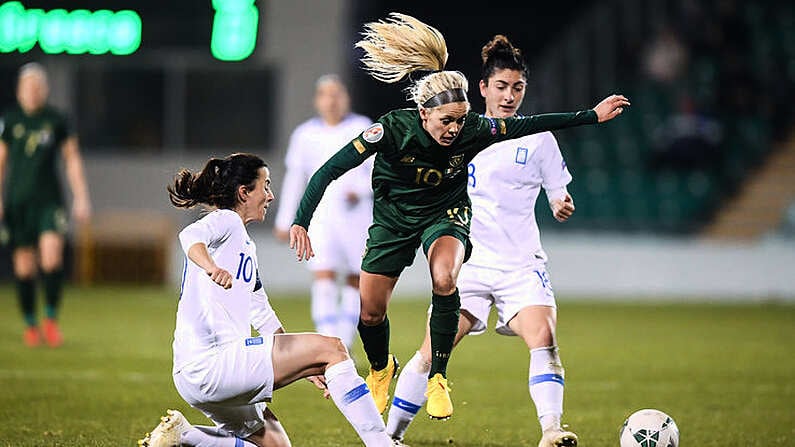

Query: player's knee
left=13, top=261, right=36, bottom=278
left=322, top=335, right=350, bottom=364
left=431, top=274, right=456, bottom=295
left=359, top=309, right=385, bottom=326
left=40, top=258, right=62, bottom=273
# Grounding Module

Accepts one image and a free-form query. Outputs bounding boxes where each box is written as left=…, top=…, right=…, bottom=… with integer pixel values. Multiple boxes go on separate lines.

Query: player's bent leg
left=508, top=306, right=576, bottom=446
left=425, top=236, right=465, bottom=382
left=271, top=333, right=348, bottom=388
left=271, top=333, right=390, bottom=446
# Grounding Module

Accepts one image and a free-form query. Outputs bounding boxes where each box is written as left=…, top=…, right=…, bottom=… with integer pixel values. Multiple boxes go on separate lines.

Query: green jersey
left=1, top=104, right=72, bottom=206
left=294, top=107, right=597, bottom=231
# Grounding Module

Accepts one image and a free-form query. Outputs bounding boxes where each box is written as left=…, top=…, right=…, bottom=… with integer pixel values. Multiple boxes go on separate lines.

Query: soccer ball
left=619, top=408, right=679, bottom=447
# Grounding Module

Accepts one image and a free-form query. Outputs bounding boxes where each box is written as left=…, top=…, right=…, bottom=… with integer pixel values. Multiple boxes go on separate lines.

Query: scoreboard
left=0, top=0, right=259, bottom=60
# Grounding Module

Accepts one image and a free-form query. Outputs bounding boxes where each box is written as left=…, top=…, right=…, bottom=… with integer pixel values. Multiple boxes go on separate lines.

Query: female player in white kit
left=385, top=36, right=579, bottom=447
left=139, top=153, right=391, bottom=447
left=274, top=74, right=373, bottom=350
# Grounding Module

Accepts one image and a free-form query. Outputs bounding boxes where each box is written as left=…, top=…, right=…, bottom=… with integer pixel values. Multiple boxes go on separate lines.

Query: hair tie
left=422, top=88, right=468, bottom=108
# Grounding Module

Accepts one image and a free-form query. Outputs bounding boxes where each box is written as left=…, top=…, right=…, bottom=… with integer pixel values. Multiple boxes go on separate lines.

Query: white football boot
left=138, top=409, right=192, bottom=447
left=538, top=427, right=578, bottom=447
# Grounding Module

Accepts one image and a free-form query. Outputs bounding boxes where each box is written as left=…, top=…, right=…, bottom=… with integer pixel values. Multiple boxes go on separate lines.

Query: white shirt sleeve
left=178, top=210, right=233, bottom=255
left=274, top=129, right=308, bottom=230
left=537, top=132, right=572, bottom=202
left=545, top=186, right=569, bottom=203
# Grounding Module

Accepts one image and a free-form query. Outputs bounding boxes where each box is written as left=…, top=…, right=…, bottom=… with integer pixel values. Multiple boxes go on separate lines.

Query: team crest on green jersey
left=400, top=155, right=415, bottom=164
left=13, top=123, right=25, bottom=138
left=449, top=154, right=464, bottom=167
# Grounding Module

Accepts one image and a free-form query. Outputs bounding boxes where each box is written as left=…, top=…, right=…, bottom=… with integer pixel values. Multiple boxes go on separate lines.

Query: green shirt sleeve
left=293, top=140, right=372, bottom=228
left=473, top=110, right=598, bottom=146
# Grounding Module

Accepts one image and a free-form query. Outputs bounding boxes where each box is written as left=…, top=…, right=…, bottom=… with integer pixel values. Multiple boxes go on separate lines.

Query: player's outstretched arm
left=289, top=224, right=314, bottom=261
left=593, top=94, right=631, bottom=123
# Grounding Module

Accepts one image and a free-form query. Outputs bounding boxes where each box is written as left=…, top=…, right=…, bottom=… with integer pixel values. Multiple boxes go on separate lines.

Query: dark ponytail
left=480, top=34, right=529, bottom=84
left=168, top=153, right=267, bottom=210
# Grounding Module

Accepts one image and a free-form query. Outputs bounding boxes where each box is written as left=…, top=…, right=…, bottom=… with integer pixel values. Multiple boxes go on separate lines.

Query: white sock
left=385, top=351, right=430, bottom=440
left=325, top=359, right=391, bottom=446
left=182, top=425, right=257, bottom=447
left=338, top=285, right=361, bottom=349
left=311, top=278, right=339, bottom=337
left=529, top=346, right=565, bottom=432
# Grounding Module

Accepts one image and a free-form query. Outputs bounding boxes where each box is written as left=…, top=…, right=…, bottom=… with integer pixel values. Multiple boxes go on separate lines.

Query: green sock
left=15, top=278, right=37, bottom=327
left=429, top=289, right=460, bottom=378
left=358, top=316, right=390, bottom=370
left=42, top=270, right=63, bottom=320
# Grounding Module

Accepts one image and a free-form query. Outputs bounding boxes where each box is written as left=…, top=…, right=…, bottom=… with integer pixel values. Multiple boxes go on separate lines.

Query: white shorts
left=173, top=335, right=275, bottom=438
left=457, top=263, right=556, bottom=336
left=307, top=215, right=370, bottom=273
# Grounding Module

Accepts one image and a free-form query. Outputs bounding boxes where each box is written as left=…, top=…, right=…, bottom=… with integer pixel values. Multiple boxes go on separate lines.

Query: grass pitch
left=0, top=284, right=793, bottom=446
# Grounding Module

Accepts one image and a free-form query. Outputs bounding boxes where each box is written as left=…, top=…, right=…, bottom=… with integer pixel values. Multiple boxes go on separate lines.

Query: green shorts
left=361, top=205, right=473, bottom=277
left=3, top=202, right=67, bottom=248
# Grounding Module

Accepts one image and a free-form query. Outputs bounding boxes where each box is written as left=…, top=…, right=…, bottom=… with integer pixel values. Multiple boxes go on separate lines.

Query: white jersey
left=173, top=209, right=282, bottom=373
left=466, top=131, right=571, bottom=269
left=274, top=113, right=373, bottom=231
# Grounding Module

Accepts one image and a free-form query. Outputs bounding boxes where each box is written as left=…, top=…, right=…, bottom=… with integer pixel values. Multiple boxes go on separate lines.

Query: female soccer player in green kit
left=0, top=63, right=92, bottom=347
left=289, top=13, right=629, bottom=421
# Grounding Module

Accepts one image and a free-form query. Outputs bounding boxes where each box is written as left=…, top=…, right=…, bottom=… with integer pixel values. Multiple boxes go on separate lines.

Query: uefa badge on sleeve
left=363, top=123, right=384, bottom=143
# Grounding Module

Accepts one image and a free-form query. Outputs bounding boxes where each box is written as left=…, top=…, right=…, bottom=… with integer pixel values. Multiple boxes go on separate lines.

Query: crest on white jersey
left=515, top=147, right=528, bottom=165
left=363, top=123, right=384, bottom=143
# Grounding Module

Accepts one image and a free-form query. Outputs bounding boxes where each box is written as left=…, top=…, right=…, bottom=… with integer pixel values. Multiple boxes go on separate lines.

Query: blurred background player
left=140, top=153, right=390, bottom=447
left=385, top=35, right=579, bottom=447
left=273, top=74, right=373, bottom=351
left=0, top=62, right=91, bottom=347
left=288, top=13, right=628, bottom=421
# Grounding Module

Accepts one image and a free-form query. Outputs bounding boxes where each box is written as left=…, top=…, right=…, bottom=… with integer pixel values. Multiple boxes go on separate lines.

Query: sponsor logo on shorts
left=245, top=337, right=264, bottom=346
left=362, top=123, right=384, bottom=143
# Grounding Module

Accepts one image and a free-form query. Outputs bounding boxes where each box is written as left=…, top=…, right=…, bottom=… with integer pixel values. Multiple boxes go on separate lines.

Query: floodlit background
left=3, top=0, right=793, bottom=299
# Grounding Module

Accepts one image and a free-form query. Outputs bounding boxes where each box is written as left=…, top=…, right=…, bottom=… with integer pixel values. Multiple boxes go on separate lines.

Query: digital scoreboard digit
left=0, top=1, right=260, bottom=60
left=0, top=1, right=142, bottom=55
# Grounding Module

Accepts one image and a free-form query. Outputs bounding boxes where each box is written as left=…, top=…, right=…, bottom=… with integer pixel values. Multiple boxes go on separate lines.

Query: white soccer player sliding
left=273, top=74, right=373, bottom=352
left=139, top=153, right=391, bottom=447
left=385, top=35, right=590, bottom=447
